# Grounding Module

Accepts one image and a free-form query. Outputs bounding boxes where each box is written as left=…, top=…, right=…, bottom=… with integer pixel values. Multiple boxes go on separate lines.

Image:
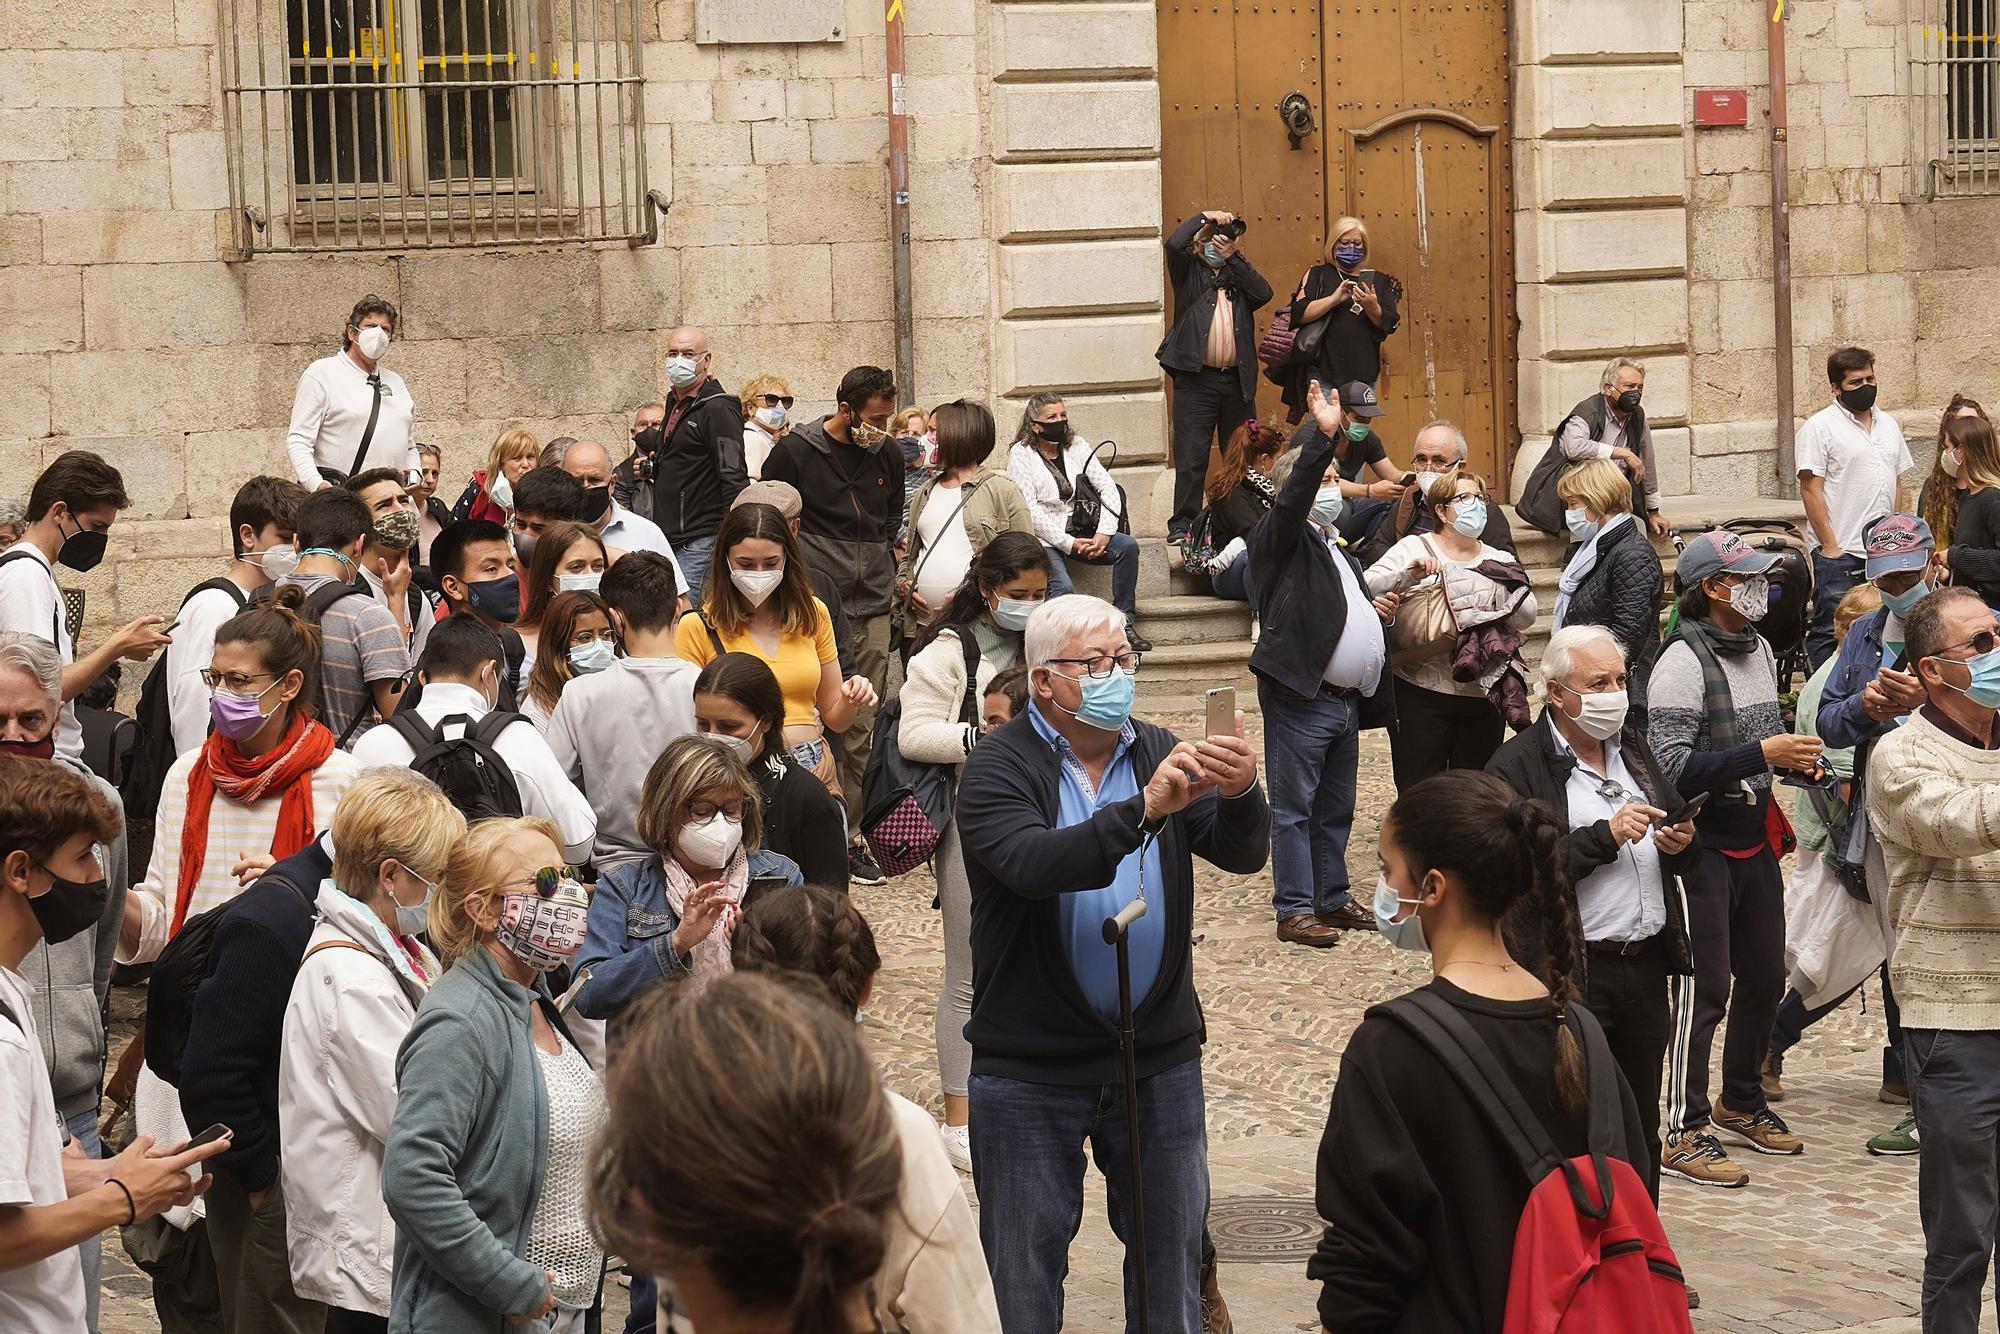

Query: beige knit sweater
left=1868, top=710, right=2000, bottom=1031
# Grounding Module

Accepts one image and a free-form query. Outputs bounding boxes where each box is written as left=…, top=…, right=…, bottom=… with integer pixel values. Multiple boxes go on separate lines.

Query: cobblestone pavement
left=99, top=714, right=1936, bottom=1332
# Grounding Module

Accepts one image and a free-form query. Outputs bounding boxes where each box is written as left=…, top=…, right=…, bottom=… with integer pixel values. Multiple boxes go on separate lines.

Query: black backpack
left=128, top=578, right=250, bottom=821
left=251, top=577, right=395, bottom=744
left=389, top=710, right=525, bottom=821
left=144, top=867, right=313, bottom=1088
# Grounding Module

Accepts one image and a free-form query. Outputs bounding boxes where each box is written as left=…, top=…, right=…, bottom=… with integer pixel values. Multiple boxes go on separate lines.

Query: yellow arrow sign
left=886, top=0, right=904, bottom=20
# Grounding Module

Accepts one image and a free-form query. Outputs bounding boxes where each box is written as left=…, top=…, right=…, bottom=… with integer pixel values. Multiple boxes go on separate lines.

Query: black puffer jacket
left=649, top=377, right=748, bottom=546
left=1553, top=516, right=1664, bottom=727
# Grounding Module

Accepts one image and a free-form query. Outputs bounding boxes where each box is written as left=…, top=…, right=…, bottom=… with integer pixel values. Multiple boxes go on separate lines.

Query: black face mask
left=1037, top=420, right=1072, bottom=447
left=580, top=485, right=614, bottom=524
left=56, top=515, right=107, bottom=573
left=1839, top=383, right=1879, bottom=414
left=467, top=573, right=521, bottom=624
left=1615, top=389, right=1642, bottom=414
left=29, top=867, right=110, bottom=946
left=633, top=424, right=664, bottom=454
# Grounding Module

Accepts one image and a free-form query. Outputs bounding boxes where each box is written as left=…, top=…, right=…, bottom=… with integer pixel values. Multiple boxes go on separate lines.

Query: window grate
left=1914, top=0, right=2000, bottom=197
left=218, top=0, right=659, bottom=254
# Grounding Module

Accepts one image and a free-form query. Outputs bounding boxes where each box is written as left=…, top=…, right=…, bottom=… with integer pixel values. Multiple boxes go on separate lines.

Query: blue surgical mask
left=1056, top=666, right=1136, bottom=732
left=1943, top=645, right=2000, bottom=708
left=1201, top=241, right=1226, bottom=266
left=1564, top=507, right=1599, bottom=542
left=394, top=866, right=438, bottom=938
left=664, top=355, right=701, bottom=389
left=1312, top=487, right=1345, bottom=529
left=1879, top=579, right=1929, bottom=618
left=1450, top=499, right=1488, bottom=539
left=568, top=639, right=617, bottom=674
left=1373, top=875, right=1428, bottom=952
left=992, top=597, right=1038, bottom=633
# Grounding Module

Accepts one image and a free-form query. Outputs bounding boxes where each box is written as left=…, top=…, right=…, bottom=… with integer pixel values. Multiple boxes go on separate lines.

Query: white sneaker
left=938, top=1122, right=971, bottom=1174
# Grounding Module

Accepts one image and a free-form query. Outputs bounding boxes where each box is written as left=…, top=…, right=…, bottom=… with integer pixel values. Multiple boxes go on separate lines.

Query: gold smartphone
left=1206, top=686, right=1236, bottom=738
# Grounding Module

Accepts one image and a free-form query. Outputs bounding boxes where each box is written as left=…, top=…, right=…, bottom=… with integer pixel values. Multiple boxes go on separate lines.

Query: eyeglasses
left=1939, top=629, right=2000, bottom=657
left=757, top=394, right=796, bottom=408
left=688, top=798, right=747, bottom=822
left=1047, top=652, right=1141, bottom=679
left=497, top=865, right=585, bottom=898
left=199, top=669, right=277, bottom=691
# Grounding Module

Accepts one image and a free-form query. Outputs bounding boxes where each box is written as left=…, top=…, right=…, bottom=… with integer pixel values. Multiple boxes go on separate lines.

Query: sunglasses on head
left=498, top=865, right=584, bottom=898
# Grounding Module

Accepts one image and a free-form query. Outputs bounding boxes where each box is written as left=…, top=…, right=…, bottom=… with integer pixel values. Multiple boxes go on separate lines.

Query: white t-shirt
left=601, top=505, right=689, bottom=596
left=0, top=543, right=81, bottom=763
left=285, top=351, right=418, bottom=487
left=1796, top=400, right=1913, bottom=555
left=0, top=965, right=86, bottom=1333
left=913, top=481, right=977, bottom=616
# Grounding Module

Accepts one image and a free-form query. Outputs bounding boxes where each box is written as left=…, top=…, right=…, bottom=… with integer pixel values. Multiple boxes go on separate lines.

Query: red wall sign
left=1694, top=88, right=1749, bottom=128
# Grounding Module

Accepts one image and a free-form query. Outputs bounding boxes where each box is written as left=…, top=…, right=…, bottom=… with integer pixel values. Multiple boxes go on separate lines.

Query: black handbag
left=1065, top=439, right=1122, bottom=538
left=1286, top=311, right=1329, bottom=367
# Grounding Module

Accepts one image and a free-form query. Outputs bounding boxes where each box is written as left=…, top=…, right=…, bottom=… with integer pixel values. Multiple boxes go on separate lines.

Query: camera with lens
left=1211, top=216, right=1248, bottom=239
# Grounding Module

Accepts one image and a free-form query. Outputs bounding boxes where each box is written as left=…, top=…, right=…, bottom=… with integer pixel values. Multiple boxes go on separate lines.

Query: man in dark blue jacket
left=177, top=833, right=331, bottom=1334
left=1249, top=380, right=1398, bottom=948
left=956, top=592, right=1268, bottom=1334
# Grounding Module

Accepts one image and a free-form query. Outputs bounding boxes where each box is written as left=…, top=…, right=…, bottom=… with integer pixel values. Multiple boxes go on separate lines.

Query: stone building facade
left=0, top=0, right=1987, bottom=639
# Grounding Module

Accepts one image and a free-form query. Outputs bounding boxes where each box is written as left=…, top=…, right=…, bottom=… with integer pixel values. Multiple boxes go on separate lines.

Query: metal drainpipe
left=1769, top=0, right=1796, bottom=490
left=886, top=0, right=915, bottom=399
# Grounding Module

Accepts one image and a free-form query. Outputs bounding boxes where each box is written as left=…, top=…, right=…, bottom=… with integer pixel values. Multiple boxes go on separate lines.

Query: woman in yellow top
left=676, top=501, right=878, bottom=798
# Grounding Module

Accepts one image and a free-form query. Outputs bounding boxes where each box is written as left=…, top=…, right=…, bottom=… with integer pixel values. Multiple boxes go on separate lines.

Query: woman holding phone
left=1283, top=216, right=1401, bottom=418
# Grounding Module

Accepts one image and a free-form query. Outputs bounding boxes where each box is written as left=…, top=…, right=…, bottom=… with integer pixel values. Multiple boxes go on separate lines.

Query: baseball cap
left=730, top=480, right=802, bottom=521
left=1337, top=381, right=1384, bottom=419
left=1862, top=513, right=1933, bottom=579
left=1676, top=529, right=1779, bottom=585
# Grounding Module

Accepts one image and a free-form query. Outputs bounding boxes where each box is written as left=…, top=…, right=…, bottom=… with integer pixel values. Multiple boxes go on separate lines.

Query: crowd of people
left=0, top=223, right=1995, bottom=1334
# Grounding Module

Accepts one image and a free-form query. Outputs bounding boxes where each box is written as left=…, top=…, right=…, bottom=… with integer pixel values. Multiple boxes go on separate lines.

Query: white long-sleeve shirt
left=164, top=579, right=254, bottom=756
left=286, top=350, right=418, bottom=486
left=0, top=542, right=81, bottom=762
left=348, top=681, right=597, bottom=863
left=1005, top=439, right=1121, bottom=554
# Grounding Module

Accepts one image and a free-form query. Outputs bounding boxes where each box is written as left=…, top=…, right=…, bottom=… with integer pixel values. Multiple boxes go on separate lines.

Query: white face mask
left=557, top=571, right=602, bottom=594
left=1944, top=446, right=1963, bottom=479
left=731, top=566, right=784, bottom=607
left=256, top=543, right=299, bottom=580
left=707, top=730, right=758, bottom=763
left=1413, top=470, right=1444, bottom=497
left=677, top=812, right=744, bottom=867
left=488, top=471, right=514, bottom=511
left=355, top=326, right=391, bottom=360
left=756, top=404, right=788, bottom=429
left=1727, top=575, right=1771, bottom=622
left=1556, top=685, right=1629, bottom=742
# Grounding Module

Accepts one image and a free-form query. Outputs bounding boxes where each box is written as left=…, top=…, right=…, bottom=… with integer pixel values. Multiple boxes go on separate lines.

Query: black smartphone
left=1399, top=473, right=1418, bottom=487
left=176, top=1123, right=230, bottom=1154
left=743, top=875, right=790, bottom=914
left=1657, top=792, right=1709, bottom=827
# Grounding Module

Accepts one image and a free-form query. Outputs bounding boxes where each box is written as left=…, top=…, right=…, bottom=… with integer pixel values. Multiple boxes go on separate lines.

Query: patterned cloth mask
left=494, top=870, right=590, bottom=973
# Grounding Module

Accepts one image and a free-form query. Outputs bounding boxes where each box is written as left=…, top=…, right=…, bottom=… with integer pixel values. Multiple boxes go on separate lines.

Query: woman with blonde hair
left=1932, top=408, right=2000, bottom=604
left=384, top=816, right=604, bottom=1331
left=520, top=590, right=619, bottom=729
left=740, top=373, right=795, bottom=479
left=451, top=423, right=540, bottom=525
left=279, top=768, right=467, bottom=1331
left=1282, top=215, right=1402, bottom=420
left=1919, top=393, right=1987, bottom=549
left=1552, top=456, right=1666, bottom=728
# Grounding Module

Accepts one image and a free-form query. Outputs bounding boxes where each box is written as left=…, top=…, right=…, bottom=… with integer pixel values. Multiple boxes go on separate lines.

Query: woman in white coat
left=278, top=769, right=467, bottom=1333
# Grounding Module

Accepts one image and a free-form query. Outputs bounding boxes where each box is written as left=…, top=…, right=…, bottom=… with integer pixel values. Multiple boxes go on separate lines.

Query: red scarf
left=170, top=710, right=337, bottom=936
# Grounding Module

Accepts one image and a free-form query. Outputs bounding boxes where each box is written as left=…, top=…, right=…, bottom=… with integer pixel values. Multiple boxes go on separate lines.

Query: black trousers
left=1584, top=937, right=1673, bottom=1197
left=1387, top=676, right=1504, bottom=790
left=1169, top=365, right=1253, bottom=533
left=328, top=1311, right=387, bottom=1334
left=1668, top=842, right=1787, bottom=1134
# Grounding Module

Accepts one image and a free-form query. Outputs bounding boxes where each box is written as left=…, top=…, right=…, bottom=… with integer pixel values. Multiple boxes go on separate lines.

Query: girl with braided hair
left=724, top=884, right=1001, bottom=1334
left=1307, top=770, right=1651, bottom=1334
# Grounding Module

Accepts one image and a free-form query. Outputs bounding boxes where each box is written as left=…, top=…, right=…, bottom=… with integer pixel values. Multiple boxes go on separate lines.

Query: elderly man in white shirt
left=1798, top=345, right=1914, bottom=669
left=348, top=613, right=596, bottom=864
left=285, top=294, right=419, bottom=490
left=557, top=438, right=690, bottom=599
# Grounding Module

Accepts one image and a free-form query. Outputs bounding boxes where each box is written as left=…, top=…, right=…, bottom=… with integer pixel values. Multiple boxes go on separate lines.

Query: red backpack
left=1379, top=991, right=1694, bottom=1334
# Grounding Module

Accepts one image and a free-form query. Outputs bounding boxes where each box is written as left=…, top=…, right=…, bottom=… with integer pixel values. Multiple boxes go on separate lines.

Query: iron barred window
left=218, top=0, right=660, bottom=254
left=1915, top=0, right=2000, bottom=196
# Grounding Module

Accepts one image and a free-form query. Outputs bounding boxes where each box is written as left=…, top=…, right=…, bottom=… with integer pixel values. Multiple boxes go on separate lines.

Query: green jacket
left=896, top=465, right=1037, bottom=599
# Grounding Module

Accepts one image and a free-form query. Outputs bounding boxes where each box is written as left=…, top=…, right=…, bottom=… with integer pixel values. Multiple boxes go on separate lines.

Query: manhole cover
left=1207, top=1195, right=1325, bottom=1263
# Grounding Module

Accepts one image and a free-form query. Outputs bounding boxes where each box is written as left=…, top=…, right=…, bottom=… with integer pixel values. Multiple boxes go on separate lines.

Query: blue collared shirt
left=1027, top=703, right=1166, bottom=1021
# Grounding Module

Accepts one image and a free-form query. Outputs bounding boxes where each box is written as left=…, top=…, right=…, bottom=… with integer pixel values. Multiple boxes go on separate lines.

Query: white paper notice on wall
left=694, top=0, right=843, bottom=43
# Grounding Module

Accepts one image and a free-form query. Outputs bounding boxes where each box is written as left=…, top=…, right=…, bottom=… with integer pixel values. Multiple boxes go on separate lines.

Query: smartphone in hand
left=1205, top=687, right=1236, bottom=739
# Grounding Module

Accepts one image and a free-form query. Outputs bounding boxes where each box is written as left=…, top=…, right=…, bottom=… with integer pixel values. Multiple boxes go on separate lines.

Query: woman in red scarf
left=118, top=591, right=361, bottom=965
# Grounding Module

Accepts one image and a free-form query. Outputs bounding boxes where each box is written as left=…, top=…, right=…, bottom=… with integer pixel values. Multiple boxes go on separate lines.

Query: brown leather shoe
left=1201, top=1252, right=1233, bottom=1334
left=1277, top=915, right=1341, bottom=948
left=1316, top=899, right=1375, bottom=931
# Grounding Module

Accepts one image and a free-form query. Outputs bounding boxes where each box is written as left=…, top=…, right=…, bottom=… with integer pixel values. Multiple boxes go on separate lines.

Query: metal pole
left=1102, top=897, right=1150, bottom=1334
left=885, top=0, right=915, bottom=399
left=1769, top=0, right=1795, bottom=490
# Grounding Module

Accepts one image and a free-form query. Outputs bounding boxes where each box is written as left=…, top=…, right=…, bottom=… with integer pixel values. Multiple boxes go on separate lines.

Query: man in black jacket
left=1249, top=381, right=1397, bottom=948
left=177, top=832, right=333, bottom=1334
left=956, top=593, right=1268, bottom=1334
left=1159, top=209, right=1273, bottom=544
left=650, top=326, right=748, bottom=595
left=1486, top=623, right=1699, bottom=1191
left=763, top=365, right=902, bottom=885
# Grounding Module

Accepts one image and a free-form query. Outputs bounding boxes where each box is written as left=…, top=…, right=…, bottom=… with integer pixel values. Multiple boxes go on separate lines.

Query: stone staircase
left=1067, top=494, right=1813, bottom=714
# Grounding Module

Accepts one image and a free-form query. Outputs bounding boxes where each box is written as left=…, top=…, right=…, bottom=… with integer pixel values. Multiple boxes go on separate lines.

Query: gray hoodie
left=23, top=760, right=131, bottom=1123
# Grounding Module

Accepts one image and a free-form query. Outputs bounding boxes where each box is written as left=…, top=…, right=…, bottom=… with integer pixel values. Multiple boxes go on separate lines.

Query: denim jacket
left=571, top=849, right=802, bottom=1021
left=1815, top=605, right=1899, bottom=888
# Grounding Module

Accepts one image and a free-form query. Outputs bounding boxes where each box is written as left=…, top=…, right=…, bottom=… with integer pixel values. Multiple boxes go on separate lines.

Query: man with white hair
left=557, top=437, right=688, bottom=596
left=955, top=594, right=1268, bottom=1334
left=1485, top=623, right=1699, bottom=1188
left=1354, top=418, right=1517, bottom=564
left=0, top=631, right=130, bottom=1331
left=1553, top=356, right=1669, bottom=538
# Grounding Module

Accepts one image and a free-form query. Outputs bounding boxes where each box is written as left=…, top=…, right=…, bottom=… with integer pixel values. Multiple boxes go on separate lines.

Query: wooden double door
left=1158, top=0, right=1516, bottom=482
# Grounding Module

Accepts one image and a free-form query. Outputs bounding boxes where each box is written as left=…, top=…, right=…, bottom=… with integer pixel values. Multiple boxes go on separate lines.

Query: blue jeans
left=1045, top=534, right=1140, bottom=618
left=1808, top=550, right=1865, bottom=669
left=1909, top=1028, right=2000, bottom=1332
left=66, top=1106, right=102, bottom=1334
left=1257, top=678, right=1361, bottom=920
left=970, top=1058, right=1209, bottom=1334
left=675, top=535, right=715, bottom=602
left=1211, top=558, right=1254, bottom=604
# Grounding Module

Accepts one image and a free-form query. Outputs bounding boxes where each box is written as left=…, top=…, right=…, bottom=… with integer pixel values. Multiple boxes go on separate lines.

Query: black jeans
left=1584, top=937, right=1673, bottom=1196
left=1169, top=366, right=1253, bottom=534
left=1910, top=1027, right=2000, bottom=1332
left=1668, top=842, right=1787, bottom=1134
left=1387, top=676, right=1504, bottom=790
left=1768, top=961, right=1906, bottom=1086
